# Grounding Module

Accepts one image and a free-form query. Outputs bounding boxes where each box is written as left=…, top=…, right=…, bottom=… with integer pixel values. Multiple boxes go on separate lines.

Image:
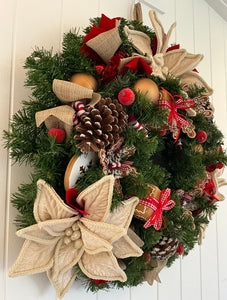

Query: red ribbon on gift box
left=140, top=188, right=175, bottom=230
left=158, top=88, right=194, bottom=142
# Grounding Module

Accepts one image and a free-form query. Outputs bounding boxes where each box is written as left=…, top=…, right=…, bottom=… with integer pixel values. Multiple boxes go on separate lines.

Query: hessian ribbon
left=140, top=188, right=176, bottom=230
left=158, top=88, right=194, bottom=142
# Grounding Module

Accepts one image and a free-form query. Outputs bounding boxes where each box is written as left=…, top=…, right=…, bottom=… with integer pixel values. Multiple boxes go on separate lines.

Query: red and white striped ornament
left=72, top=101, right=86, bottom=127
left=128, top=115, right=148, bottom=137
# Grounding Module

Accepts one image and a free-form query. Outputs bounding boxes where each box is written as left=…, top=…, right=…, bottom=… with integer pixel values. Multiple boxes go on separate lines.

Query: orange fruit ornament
left=70, top=73, right=98, bottom=91
left=134, top=78, right=160, bottom=103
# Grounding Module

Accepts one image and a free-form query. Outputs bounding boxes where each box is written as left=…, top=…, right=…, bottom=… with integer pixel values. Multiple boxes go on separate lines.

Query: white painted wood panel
left=0, top=1, right=15, bottom=300
left=199, top=7, right=225, bottom=300
left=180, top=1, right=211, bottom=299
left=5, top=1, right=63, bottom=300
left=1, top=0, right=227, bottom=299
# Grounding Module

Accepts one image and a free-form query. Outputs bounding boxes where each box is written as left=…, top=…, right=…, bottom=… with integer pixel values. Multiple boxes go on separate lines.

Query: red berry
left=144, top=254, right=151, bottom=261
left=196, top=131, right=207, bottom=143
left=217, top=162, right=223, bottom=169
left=128, top=115, right=137, bottom=123
left=118, top=88, right=135, bottom=106
left=48, top=127, right=66, bottom=143
left=176, top=243, right=184, bottom=255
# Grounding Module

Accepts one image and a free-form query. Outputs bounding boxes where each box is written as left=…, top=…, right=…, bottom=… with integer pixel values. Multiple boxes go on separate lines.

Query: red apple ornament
left=118, top=88, right=135, bottom=106
left=196, top=131, right=207, bottom=143
left=48, top=127, right=66, bottom=143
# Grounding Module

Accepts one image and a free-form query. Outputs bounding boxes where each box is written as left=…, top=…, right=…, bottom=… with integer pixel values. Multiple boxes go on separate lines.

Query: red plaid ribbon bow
left=158, top=88, right=194, bottom=141
left=140, top=188, right=176, bottom=230
left=201, top=178, right=219, bottom=202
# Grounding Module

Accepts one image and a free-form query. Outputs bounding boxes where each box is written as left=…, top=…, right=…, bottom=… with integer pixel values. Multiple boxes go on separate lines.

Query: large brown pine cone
left=151, top=237, right=179, bottom=260
left=75, top=98, right=127, bottom=152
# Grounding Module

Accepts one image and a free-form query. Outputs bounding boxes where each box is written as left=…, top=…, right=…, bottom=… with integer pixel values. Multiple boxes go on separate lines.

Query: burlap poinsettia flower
left=9, top=175, right=143, bottom=298
left=121, top=10, right=213, bottom=96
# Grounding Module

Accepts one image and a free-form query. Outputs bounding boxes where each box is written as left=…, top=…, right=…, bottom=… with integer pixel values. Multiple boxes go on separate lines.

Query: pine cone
left=151, top=237, right=179, bottom=260
left=75, top=98, right=127, bottom=152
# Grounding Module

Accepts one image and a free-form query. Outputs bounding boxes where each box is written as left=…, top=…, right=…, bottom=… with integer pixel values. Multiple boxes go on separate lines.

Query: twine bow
left=158, top=88, right=194, bottom=141
left=140, top=188, right=175, bottom=230
left=201, top=178, right=219, bottom=202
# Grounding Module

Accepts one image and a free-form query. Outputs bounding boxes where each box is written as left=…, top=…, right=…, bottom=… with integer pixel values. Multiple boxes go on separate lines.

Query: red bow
left=122, top=57, right=153, bottom=75
left=201, top=179, right=219, bottom=202
left=140, top=188, right=175, bottom=230
left=158, top=88, right=194, bottom=142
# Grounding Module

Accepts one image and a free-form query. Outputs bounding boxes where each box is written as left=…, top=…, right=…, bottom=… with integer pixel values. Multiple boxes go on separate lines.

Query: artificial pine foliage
left=4, top=11, right=227, bottom=297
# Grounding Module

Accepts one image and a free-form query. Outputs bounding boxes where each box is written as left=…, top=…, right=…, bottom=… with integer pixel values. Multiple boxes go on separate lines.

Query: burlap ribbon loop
left=35, top=105, right=75, bottom=140
left=86, top=27, right=122, bottom=64
left=133, top=2, right=143, bottom=23
left=53, top=79, right=101, bottom=107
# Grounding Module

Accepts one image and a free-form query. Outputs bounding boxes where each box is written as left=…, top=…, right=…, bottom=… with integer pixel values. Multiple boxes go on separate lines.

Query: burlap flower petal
left=16, top=223, right=60, bottom=244
left=163, top=49, right=184, bottom=74
left=112, top=235, right=143, bottom=258
left=171, top=52, right=203, bottom=77
left=144, top=259, right=167, bottom=285
left=76, top=175, right=114, bottom=222
left=34, top=179, right=76, bottom=222
left=79, top=222, right=113, bottom=254
left=37, top=216, right=80, bottom=237
left=180, top=70, right=213, bottom=96
left=105, top=197, right=139, bottom=229
left=9, top=240, right=55, bottom=277
left=47, top=266, right=77, bottom=299
left=17, top=217, right=80, bottom=243
left=80, top=218, right=126, bottom=244
left=149, top=11, right=165, bottom=53
left=52, top=239, right=84, bottom=281
left=124, top=26, right=152, bottom=56
left=79, top=251, right=127, bottom=282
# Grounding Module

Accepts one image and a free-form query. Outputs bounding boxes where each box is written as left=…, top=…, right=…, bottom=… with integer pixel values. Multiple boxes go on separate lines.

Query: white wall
left=0, top=0, right=227, bottom=300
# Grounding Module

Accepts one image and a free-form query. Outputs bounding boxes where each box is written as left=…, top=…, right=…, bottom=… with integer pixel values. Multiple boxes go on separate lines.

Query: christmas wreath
left=4, top=6, right=227, bottom=299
